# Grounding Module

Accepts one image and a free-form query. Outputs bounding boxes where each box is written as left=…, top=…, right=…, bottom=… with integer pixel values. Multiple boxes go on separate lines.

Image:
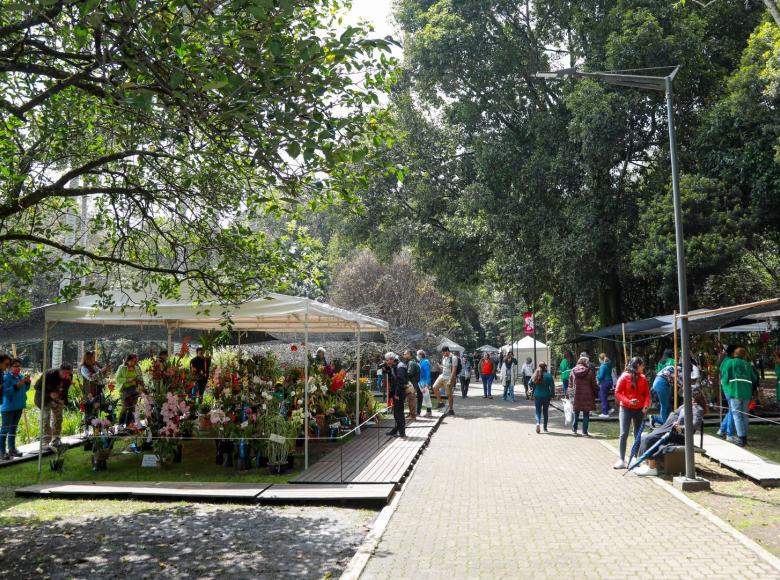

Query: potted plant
left=198, top=402, right=212, bottom=432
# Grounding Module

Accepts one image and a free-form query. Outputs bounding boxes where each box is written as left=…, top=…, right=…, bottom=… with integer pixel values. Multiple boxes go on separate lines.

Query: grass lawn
left=0, top=435, right=346, bottom=517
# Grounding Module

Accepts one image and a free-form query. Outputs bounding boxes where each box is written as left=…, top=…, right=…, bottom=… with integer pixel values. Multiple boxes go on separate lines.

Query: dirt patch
left=690, top=457, right=780, bottom=557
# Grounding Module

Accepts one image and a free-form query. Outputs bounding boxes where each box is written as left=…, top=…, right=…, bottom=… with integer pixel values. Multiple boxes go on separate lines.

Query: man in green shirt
left=656, top=349, right=676, bottom=373
left=559, top=351, right=573, bottom=397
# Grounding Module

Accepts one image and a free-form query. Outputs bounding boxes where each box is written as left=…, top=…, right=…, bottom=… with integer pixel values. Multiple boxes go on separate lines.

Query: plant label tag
left=241, top=421, right=249, bottom=428
left=269, top=434, right=286, bottom=445
left=141, top=454, right=159, bottom=468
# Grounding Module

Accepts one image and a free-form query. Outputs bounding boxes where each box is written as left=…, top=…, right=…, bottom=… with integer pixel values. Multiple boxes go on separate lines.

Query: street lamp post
left=535, top=66, right=706, bottom=488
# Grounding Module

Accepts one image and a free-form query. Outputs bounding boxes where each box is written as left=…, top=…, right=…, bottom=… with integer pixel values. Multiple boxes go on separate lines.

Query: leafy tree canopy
left=0, top=0, right=396, bottom=318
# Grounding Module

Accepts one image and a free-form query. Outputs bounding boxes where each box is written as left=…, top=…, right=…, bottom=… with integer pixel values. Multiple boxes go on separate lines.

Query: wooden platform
left=702, top=434, right=780, bottom=487
left=0, top=434, right=84, bottom=469
left=15, top=481, right=395, bottom=507
left=291, top=411, right=444, bottom=485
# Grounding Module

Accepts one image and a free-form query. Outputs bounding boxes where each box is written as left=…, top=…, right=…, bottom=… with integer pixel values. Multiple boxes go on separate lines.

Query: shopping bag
left=422, top=387, right=432, bottom=408
left=563, top=397, right=574, bottom=426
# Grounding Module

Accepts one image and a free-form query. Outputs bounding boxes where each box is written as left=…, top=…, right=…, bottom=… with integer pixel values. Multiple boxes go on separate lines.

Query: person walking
left=480, top=352, right=494, bottom=399
left=521, top=357, right=534, bottom=400
left=80, top=350, right=111, bottom=427
left=613, top=356, right=650, bottom=469
left=405, top=350, right=420, bottom=421
left=499, top=352, right=518, bottom=402
left=531, top=363, right=555, bottom=433
left=417, top=350, right=432, bottom=416
left=559, top=351, right=573, bottom=397
left=34, top=363, right=73, bottom=450
left=385, top=352, right=406, bottom=438
left=432, top=347, right=458, bottom=416
left=723, top=347, right=758, bottom=447
left=115, top=354, right=142, bottom=428
left=571, top=356, right=598, bottom=437
left=1, top=359, right=31, bottom=460
left=716, top=345, right=738, bottom=439
left=459, top=352, right=472, bottom=398
left=596, top=353, right=614, bottom=418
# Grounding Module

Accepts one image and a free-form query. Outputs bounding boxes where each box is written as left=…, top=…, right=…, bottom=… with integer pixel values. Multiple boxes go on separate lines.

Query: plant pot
left=268, top=462, right=288, bottom=475
left=50, top=459, right=65, bottom=473
left=141, top=441, right=153, bottom=451
left=287, top=454, right=295, bottom=470
left=256, top=453, right=269, bottom=468
left=315, top=414, right=327, bottom=434
left=172, top=443, right=183, bottom=464
left=91, top=456, right=108, bottom=471
left=83, top=439, right=93, bottom=452
left=222, top=440, right=234, bottom=468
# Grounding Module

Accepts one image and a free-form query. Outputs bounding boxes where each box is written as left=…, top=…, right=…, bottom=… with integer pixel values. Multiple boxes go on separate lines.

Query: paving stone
left=362, top=397, right=780, bottom=579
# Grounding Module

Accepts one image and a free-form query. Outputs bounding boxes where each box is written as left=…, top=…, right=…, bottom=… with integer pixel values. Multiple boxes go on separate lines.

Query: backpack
left=454, top=355, right=463, bottom=375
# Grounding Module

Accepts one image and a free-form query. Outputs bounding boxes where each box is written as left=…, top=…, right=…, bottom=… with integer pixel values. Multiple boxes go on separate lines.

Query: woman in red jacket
left=613, top=356, right=651, bottom=469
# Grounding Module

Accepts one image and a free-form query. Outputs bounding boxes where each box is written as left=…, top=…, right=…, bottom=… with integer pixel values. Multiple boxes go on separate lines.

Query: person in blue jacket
left=1, top=358, right=32, bottom=460
left=596, top=353, right=614, bottom=418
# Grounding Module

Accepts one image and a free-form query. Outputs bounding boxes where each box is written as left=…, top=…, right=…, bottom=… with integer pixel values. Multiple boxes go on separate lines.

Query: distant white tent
left=501, top=336, right=551, bottom=366
left=476, top=345, right=500, bottom=353
left=436, top=338, right=465, bottom=353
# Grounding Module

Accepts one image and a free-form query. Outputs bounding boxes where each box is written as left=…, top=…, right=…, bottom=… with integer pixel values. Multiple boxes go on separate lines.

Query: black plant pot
left=141, top=441, right=153, bottom=451
left=287, top=454, right=295, bottom=470
left=222, top=441, right=234, bottom=468
left=215, top=440, right=224, bottom=465
left=256, top=454, right=269, bottom=468
left=50, top=459, right=65, bottom=473
left=172, top=444, right=183, bottom=464
left=91, top=457, right=108, bottom=472
left=83, top=439, right=93, bottom=452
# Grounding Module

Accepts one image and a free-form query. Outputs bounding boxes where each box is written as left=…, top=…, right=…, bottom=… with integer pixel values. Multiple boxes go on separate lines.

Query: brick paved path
left=362, top=396, right=780, bottom=579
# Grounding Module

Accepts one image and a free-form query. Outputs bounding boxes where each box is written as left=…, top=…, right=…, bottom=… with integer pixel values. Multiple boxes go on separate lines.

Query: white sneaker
left=597, top=413, right=609, bottom=419
left=634, top=465, right=658, bottom=477
left=608, top=408, right=615, bottom=415
left=613, top=459, right=626, bottom=470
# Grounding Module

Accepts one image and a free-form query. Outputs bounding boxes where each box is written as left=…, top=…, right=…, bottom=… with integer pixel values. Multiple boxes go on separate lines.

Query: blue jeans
left=481, top=374, right=493, bottom=397
left=534, top=397, right=551, bottom=429
left=619, top=407, right=645, bottom=461
left=651, top=377, right=672, bottom=425
left=573, top=411, right=590, bottom=434
left=0, top=409, right=23, bottom=454
left=719, top=394, right=735, bottom=436
left=598, top=381, right=612, bottom=415
left=562, top=379, right=569, bottom=397
left=729, top=398, right=749, bottom=438
left=502, top=379, right=514, bottom=401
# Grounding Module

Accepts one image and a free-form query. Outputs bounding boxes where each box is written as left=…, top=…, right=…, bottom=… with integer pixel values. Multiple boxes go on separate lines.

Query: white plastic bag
left=563, top=397, right=574, bottom=426
left=422, top=387, right=432, bottom=409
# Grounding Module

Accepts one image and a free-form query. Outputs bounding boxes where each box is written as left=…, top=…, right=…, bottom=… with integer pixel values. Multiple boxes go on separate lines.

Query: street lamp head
left=534, top=67, right=579, bottom=79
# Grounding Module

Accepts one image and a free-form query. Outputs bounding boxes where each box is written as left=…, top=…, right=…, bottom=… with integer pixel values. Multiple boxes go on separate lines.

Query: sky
left=346, top=0, right=401, bottom=55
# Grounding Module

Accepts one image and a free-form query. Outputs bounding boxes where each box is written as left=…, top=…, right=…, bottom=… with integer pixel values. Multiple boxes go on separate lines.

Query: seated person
left=634, top=388, right=708, bottom=477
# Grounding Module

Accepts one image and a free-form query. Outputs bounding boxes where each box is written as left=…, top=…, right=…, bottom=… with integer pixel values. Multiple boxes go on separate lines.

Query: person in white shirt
left=521, top=357, right=534, bottom=400
left=432, top=346, right=457, bottom=416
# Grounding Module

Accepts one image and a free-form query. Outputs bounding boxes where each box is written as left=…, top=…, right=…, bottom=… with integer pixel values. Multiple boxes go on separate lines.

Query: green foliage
left=335, top=0, right=777, bottom=348
left=0, top=0, right=398, bottom=318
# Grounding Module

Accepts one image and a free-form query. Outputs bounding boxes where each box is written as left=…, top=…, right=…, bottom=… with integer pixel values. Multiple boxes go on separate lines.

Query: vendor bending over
left=634, top=388, right=708, bottom=477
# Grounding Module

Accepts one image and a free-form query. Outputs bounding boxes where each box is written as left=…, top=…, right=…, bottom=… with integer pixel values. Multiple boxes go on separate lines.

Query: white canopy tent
left=502, top=336, right=551, bottom=367
left=436, top=338, right=464, bottom=354
left=39, top=290, right=389, bottom=474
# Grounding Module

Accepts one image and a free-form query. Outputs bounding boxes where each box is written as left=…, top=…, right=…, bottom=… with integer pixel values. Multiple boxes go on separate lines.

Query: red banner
left=523, top=311, right=534, bottom=336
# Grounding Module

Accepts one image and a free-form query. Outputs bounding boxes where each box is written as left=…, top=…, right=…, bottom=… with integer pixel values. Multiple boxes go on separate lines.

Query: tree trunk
left=763, top=0, right=780, bottom=28
left=597, top=274, right=623, bottom=369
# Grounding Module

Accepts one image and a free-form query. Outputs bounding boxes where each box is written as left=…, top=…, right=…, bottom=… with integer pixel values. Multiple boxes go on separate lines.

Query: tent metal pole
left=356, top=327, right=361, bottom=435
left=717, top=328, right=722, bottom=425
left=304, top=308, right=310, bottom=471
left=673, top=312, right=679, bottom=409
left=38, top=321, right=49, bottom=478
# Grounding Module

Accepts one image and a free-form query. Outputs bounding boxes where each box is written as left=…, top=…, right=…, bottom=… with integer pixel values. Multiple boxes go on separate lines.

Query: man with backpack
left=34, top=363, right=73, bottom=450
left=432, top=347, right=458, bottom=416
